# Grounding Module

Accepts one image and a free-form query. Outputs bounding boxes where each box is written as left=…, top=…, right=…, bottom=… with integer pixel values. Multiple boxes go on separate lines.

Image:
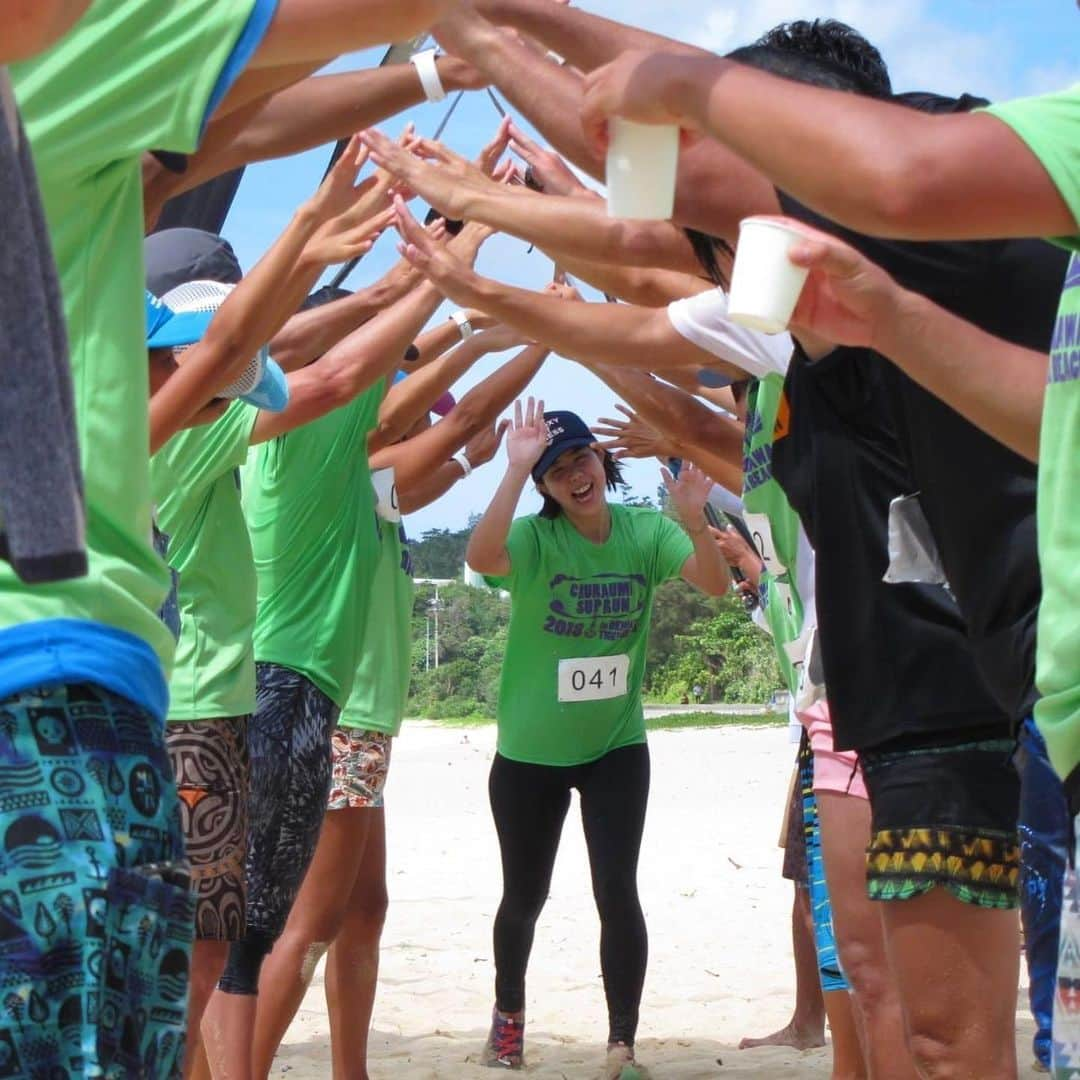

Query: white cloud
left=581, top=0, right=1031, bottom=100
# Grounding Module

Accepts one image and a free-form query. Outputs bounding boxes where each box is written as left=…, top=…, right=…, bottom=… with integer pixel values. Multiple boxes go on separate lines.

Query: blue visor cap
left=531, top=410, right=596, bottom=482
left=145, top=291, right=214, bottom=349
left=238, top=348, right=291, bottom=412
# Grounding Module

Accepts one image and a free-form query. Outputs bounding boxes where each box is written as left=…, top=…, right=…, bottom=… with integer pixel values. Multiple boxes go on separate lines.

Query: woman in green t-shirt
left=467, top=399, right=728, bottom=1078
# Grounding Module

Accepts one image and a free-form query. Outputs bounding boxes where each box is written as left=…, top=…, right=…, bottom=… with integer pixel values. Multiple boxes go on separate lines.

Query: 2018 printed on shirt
left=543, top=572, right=647, bottom=641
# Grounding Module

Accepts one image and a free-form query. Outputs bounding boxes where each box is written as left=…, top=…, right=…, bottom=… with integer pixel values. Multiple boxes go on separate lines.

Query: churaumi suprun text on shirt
left=1050, top=255, right=1080, bottom=384
left=543, top=572, right=647, bottom=641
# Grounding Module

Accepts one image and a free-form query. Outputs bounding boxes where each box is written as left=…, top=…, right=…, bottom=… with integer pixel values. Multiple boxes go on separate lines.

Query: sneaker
left=482, top=1006, right=525, bottom=1069
left=603, top=1042, right=651, bottom=1079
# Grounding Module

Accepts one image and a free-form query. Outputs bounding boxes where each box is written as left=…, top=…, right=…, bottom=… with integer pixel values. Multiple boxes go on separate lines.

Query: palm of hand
left=506, top=425, right=547, bottom=467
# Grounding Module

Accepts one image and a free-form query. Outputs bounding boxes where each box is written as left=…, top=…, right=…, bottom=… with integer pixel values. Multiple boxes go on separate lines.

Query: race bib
left=371, top=467, right=400, bottom=523
left=557, top=654, right=630, bottom=703
left=744, top=511, right=787, bottom=576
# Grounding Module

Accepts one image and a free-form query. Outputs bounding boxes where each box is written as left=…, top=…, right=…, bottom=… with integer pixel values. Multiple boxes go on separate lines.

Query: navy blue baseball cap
left=532, top=411, right=597, bottom=482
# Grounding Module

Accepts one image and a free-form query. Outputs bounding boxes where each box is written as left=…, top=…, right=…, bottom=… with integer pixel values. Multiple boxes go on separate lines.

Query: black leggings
left=488, top=743, right=650, bottom=1046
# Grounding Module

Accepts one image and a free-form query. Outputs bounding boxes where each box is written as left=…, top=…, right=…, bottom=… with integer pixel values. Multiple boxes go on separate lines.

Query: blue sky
left=223, top=1, right=1079, bottom=535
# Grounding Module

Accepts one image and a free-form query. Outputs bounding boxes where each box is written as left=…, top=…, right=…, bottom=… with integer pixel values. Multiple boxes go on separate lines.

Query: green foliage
left=645, top=710, right=787, bottom=731
left=405, top=528, right=784, bottom=719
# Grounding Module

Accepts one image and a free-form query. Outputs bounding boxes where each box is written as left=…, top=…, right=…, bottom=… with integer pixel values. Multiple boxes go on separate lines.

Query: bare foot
left=738, top=1021, right=826, bottom=1051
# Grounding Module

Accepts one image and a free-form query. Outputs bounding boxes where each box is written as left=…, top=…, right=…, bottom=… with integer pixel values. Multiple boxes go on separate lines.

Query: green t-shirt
left=742, top=374, right=807, bottom=693
left=986, top=86, right=1080, bottom=781
left=485, top=504, right=693, bottom=766
left=151, top=402, right=259, bottom=722
left=247, top=382, right=386, bottom=709
left=339, top=477, right=414, bottom=736
left=3, top=0, right=261, bottom=685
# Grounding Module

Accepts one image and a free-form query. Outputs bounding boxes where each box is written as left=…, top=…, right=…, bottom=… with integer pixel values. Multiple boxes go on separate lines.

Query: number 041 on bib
left=557, top=654, right=630, bottom=703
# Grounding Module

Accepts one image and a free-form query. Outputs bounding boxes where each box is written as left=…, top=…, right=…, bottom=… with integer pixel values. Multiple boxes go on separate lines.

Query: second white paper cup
left=605, top=119, right=679, bottom=220
left=727, top=218, right=811, bottom=334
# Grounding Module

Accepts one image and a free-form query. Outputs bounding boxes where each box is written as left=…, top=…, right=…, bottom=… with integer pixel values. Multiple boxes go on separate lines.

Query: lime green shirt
left=247, top=382, right=386, bottom=709
left=986, top=87, right=1080, bottom=782
left=339, top=493, right=414, bottom=736
left=3, top=0, right=261, bottom=690
left=742, top=375, right=807, bottom=694
left=151, top=402, right=259, bottom=722
left=485, top=504, right=693, bottom=766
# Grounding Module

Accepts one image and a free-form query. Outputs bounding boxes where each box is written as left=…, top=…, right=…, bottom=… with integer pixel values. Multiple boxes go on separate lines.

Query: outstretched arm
left=592, top=368, right=744, bottom=493
left=363, top=128, right=703, bottom=273
left=465, top=395, right=547, bottom=575
left=663, top=461, right=730, bottom=595
left=250, top=221, right=491, bottom=443
left=151, top=58, right=485, bottom=209
left=580, top=50, right=1076, bottom=240
left=150, top=138, right=385, bottom=450
left=368, top=324, right=525, bottom=451
left=393, top=200, right=737, bottom=375
left=372, top=341, right=548, bottom=505
left=476, top=0, right=706, bottom=71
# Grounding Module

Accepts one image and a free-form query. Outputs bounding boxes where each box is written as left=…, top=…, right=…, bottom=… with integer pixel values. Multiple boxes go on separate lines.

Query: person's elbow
left=465, top=540, right=505, bottom=578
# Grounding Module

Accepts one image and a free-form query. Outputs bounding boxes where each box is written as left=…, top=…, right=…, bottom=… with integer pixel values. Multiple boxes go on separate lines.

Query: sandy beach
left=271, top=724, right=1038, bottom=1078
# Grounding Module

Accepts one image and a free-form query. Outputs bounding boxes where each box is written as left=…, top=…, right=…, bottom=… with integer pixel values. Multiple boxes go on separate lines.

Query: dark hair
left=684, top=228, right=733, bottom=289
left=738, top=18, right=890, bottom=97
left=424, top=206, right=465, bottom=235
left=538, top=448, right=624, bottom=519
left=301, top=285, right=352, bottom=311
left=728, top=41, right=880, bottom=98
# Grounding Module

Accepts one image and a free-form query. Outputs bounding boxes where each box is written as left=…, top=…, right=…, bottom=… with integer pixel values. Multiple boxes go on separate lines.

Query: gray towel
left=0, top=68, right=86, bottom=582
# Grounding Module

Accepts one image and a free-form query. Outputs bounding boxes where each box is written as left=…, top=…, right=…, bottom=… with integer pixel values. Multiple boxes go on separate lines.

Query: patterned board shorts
left=0, top=683, right=193, bottom=1079
left=166, top=717, right=249, bottom=941
left=861, top=734, right=1021, bottom=909
left=328, top=729, right=393, bottom=810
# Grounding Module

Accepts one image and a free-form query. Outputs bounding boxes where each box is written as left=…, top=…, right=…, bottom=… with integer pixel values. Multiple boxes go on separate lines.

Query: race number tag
left=743, top=511, right=788, bottom=576
left=558, top=654, right=630, bottom=702
left=371, top=467, right=400, bottom=523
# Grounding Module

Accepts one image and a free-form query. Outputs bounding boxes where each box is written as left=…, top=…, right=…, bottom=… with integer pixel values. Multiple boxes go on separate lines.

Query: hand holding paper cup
left=605, top=119, right=679, bottom=220
left=726, top=217, right=811, bottom=334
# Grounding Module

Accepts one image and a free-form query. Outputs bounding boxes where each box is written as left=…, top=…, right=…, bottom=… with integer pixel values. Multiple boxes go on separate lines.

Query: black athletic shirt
left=771, top=342, right=1011, bottom=751
left=776, top=182, right=1065, bottom=728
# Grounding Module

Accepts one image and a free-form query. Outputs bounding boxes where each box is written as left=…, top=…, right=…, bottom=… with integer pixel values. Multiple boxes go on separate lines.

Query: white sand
left=272, top=724, right=1039, bottom=1078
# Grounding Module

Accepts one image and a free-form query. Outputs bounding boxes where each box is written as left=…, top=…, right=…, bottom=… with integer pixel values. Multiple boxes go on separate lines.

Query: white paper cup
left=605, top=119, right=679, bottom=220
left=726, top=217, right=811, bottom=334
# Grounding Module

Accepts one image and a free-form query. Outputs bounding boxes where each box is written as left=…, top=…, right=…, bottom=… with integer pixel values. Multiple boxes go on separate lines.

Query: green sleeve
left=483, top=515, right=539, bottom=589
left=983, top=86, right=1080, bottom=240
left=649, top=512, right=696, bottom=584
left=154, top=402, right=258, bottom=524
left=12, top=0, right=261, bottom=180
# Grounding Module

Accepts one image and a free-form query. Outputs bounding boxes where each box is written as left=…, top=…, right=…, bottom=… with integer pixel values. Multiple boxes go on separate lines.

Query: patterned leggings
left=218, top=664, right=339, bottom=995
left=0, top=682, right=192, bottom=1078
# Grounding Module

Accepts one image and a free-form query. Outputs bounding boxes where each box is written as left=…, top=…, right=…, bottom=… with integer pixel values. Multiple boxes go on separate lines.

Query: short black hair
left=424, top=206, right=465, bottom=235
left=538, top=448, right=623, bottom=519
left=301, top=285, right=352, bottom=311
left=747, top=19, right=891, bottom=97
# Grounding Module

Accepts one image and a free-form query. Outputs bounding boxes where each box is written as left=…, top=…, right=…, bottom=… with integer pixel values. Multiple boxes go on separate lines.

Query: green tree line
left=407, top=520, right=782, bottom=720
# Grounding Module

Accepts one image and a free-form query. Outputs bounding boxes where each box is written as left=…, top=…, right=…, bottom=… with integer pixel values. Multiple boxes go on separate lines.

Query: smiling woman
left=462, top=397, right=728, bottom=1078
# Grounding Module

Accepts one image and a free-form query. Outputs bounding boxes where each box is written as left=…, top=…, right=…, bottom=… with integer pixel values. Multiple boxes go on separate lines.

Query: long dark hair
left=538, top=449, right=624, bottom=519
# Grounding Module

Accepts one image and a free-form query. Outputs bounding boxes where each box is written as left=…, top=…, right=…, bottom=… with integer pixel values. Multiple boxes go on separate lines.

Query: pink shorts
left=798, top=700, right=868, bottom=800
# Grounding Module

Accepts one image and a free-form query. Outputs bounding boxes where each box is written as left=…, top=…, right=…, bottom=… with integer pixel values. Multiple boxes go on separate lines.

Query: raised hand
left=362, top=128, right=466, bottom=222
left=305, top=135, right=380, bottom=224
left=506, top=396, right=549, bottom=470
left=581, top=50, right=702, bottom=157
left=477, top=116, right=513, bottom=177
left=304, top=204, right=394, bottom=267
left=463, top=417, right=512, bottom=467
left=661, top=459, right=714, bottom=526
left=785, top=219, right=900, bottom=351
left=593, top=405, right=674, bottom=461
left=507, top=121, right=589, bottom=197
